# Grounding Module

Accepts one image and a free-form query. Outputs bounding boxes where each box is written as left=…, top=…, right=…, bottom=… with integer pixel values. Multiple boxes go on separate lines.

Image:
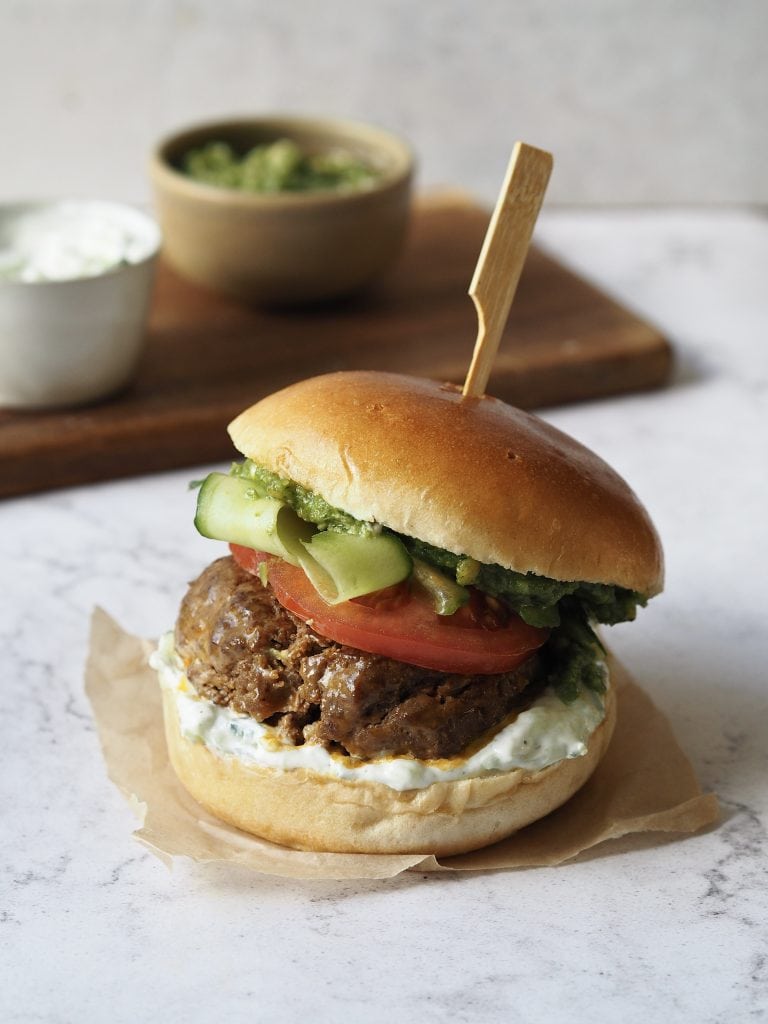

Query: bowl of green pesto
left=182, top=137, right=381, bottom=194
left=150, top=116, right=414, bottom=305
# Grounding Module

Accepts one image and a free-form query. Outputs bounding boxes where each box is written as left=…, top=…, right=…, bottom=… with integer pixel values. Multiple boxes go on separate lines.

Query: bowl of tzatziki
left=0, top=199, right=160, bottom=408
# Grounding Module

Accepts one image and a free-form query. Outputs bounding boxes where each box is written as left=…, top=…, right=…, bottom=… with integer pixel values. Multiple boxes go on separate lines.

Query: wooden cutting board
left=0, top=195, right=671, bottom=498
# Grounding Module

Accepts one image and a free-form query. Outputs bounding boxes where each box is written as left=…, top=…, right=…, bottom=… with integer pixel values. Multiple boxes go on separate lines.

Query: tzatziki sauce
left=152, top=632, right=606, bottom=792
left=0, top=200, right=156, bottom=283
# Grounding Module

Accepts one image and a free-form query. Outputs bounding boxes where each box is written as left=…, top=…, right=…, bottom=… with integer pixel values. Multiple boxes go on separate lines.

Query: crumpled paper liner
left=85, top=608, right=719, bottom=879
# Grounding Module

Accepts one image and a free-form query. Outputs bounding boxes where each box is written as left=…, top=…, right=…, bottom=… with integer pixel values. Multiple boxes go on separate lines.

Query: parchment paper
left=85, top=608, right=719, bottom=879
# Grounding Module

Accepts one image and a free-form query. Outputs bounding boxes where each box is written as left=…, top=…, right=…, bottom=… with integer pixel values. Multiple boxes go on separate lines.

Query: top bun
left=228, top=372, right=663, bottom=595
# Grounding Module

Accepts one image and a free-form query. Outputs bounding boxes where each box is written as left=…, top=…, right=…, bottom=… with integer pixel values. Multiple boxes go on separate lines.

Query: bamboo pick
left=462, top=142, right=553, bottom=398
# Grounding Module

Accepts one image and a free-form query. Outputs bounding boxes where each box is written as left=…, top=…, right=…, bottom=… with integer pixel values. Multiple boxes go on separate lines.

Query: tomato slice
left=230, top=544, right=548, bottom=675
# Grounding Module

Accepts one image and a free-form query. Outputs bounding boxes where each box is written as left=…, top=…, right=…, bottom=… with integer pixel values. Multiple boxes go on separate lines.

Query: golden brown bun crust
left=228, top=372, right=663, bottom=595
left=162, top=680, right=616, bottom=856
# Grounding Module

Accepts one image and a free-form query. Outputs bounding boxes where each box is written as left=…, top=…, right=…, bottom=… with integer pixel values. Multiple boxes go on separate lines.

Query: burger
left=153, top=371, right=663, bottom=856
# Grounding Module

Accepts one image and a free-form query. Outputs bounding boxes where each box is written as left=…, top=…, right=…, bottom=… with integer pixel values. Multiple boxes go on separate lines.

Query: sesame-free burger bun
left=228, top=371, right=663, bottom=595
left=161, top=677, right=617, bottom=856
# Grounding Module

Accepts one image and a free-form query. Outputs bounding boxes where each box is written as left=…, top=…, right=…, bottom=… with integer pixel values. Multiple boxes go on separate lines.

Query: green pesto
left=404, top=538, right=645, bottom=629
left=538, top=601, right=608, bottom=702
left=231, top=460, right=375, bottom=536
left=229, top=459, right=646, bottom=701
left=182, top=139, right=379, bottom=194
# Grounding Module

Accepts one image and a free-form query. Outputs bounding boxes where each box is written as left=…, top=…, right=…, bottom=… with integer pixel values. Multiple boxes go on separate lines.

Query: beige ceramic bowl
left=150, top=116, right=414, bottom=305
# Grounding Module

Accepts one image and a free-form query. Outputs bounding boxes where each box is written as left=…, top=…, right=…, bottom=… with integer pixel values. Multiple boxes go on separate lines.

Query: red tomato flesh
left=230, top=544, right=548, bottom=675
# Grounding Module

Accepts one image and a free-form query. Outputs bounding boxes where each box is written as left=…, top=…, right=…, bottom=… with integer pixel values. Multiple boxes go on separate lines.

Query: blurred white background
left=1, top=0, right=764, bottom=207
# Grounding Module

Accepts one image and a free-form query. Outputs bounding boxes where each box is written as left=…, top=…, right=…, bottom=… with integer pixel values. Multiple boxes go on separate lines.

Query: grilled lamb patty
left=175, top=556, right=540, bottom=761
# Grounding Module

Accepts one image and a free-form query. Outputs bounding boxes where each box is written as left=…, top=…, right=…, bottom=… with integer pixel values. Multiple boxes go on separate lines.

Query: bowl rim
left=149, top=114, right=415, bottom=207
left=0, top=198, right=161, bottom=288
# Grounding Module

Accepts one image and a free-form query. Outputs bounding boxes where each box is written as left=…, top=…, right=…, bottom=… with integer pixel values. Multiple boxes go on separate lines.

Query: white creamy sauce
left=0, top=202, right=152, bottom=282
left=152, top=632, right=606, bottom=793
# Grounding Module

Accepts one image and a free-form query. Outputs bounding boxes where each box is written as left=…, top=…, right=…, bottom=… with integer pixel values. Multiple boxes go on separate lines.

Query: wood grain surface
left=0, top=195, right=672, bottom=498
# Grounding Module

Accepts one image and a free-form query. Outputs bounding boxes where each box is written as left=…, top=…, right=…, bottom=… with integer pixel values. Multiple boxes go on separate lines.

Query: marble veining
left=1, top=212, right=766, bottom=1023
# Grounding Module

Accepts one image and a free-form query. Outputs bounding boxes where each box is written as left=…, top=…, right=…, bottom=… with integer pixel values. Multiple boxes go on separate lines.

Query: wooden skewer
left=462, top=142, right=553, bottom=398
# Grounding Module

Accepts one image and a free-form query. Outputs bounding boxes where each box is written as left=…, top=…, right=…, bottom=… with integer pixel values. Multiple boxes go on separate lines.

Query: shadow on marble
left=642, top=655, right=767, bottom=807
left=667, top=341, right=716, bottom=389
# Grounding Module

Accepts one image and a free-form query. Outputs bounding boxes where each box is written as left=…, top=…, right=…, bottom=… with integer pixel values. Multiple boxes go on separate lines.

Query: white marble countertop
left=2, top=210, right=766, bottom=1023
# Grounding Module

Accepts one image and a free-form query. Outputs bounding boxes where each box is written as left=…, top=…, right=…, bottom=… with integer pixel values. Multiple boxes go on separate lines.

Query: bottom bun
left=162, top=680, right=617, bottom=857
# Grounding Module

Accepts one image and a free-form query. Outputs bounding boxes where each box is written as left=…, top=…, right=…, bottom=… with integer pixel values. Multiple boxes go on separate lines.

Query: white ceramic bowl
left=0, top=200, right=160, bottom=408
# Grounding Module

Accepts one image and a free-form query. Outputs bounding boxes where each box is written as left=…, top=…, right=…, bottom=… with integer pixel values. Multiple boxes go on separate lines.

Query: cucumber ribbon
left=194, top=473, right=412, bottom=603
